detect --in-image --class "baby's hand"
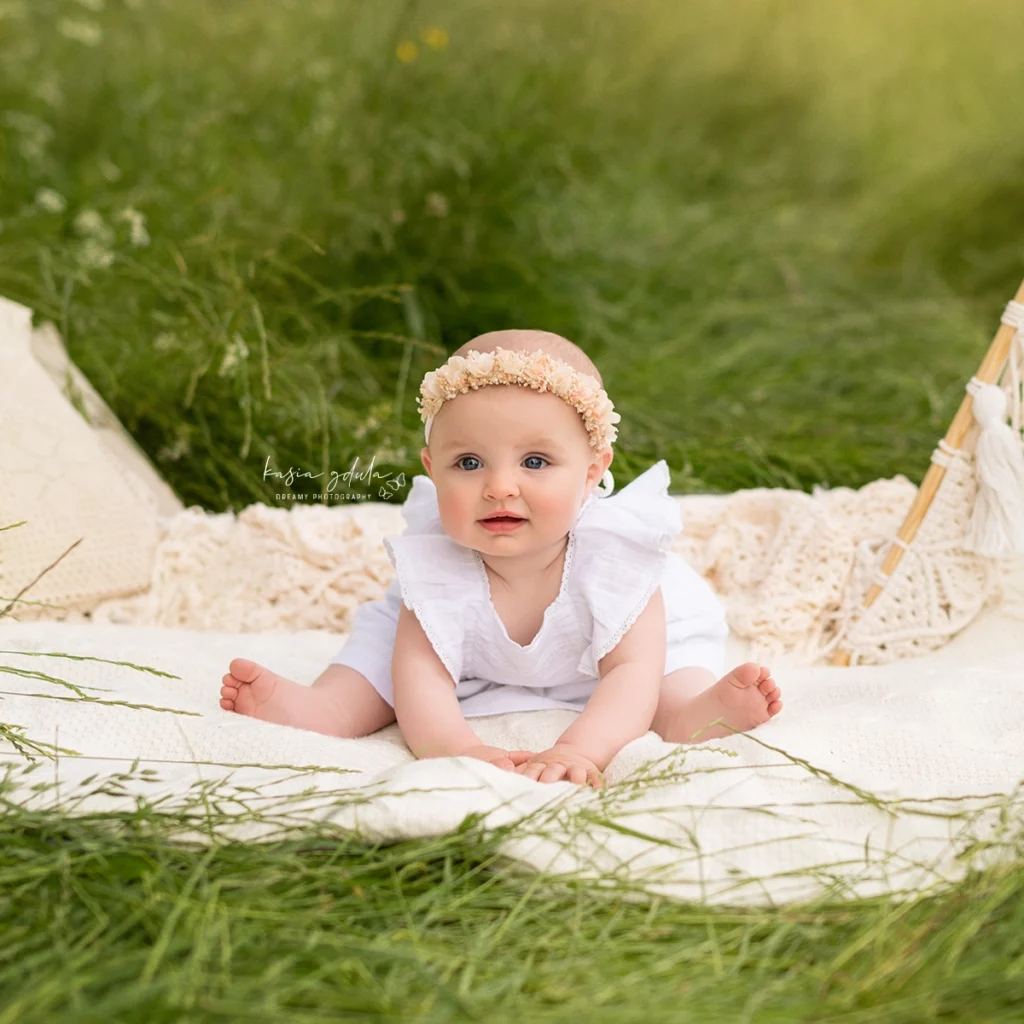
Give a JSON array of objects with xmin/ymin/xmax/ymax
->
[
  {"xmin": 458, "ymin": 744, "xmax": 536, "ymax": 773},
  {"xmin": 514, "ymin": 743, "xmax": 605, "ymax": 789}
]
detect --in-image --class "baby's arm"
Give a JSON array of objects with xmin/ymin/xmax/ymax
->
[
  {"xmin": 554, "ymin": 587, "xmax": 666, "ymax": 771},
  {"xmin": 391, "ymin": 603, "xmax": 484, "ymax": 759}
]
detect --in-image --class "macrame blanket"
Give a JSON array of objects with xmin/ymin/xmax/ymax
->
[
  {"xmin": 2, "ymin": 599, "xmax": 1023, "ymax": 908},
  {"xmin": 44, "ymin": 469, "xmax": 1020, "ymax": 667}
]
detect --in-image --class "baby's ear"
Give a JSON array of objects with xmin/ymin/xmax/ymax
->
[
  {"xmin": 420, "ymin": 447, "xmax": 432, "ymax": 476},
  {"xmin": 592, "ymin": 446, "xmax": 613, "ymax": 479}
]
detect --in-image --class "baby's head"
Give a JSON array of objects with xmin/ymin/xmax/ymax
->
[{"xmin": 419, "ymin": 329, "xmax": 615, "ymax": 556}]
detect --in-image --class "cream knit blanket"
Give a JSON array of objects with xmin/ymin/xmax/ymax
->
[{"xmin": 2, "ymin": 603, "xmax": 1023, "ymax": 908}]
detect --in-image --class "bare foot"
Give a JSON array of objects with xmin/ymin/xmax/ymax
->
[
  {"xmin": 220, "ymin": 658, "xmax": 343, "ymax": 733},
  {"xmin": 668, "ymin": 662, "xmax": 782, "ymax": 743}
]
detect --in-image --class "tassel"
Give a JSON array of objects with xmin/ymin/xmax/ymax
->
[{"xmin": 963, "ymin": 383, "xmax": 1024, "ymax": 556}]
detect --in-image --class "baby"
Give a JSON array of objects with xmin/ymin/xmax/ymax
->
[{"xmin": 220, "ymin": 329, "xmax": 783, "ymax": 789}]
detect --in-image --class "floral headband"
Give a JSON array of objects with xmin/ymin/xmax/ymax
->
[{"xmin": 417, "ymin": 347, "xmax": 621, "ymax": 453}]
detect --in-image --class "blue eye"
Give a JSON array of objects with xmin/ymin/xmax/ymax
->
[{"xmin": 455, "ymin": 455, "xmax": 548, "ymax": 471}]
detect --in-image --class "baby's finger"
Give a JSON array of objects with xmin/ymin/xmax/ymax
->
[
  {"xmin": 567, "ymin": 765, "xmax": 588, "ymax": 786},
  {"xmin": 540, "ymin": 763, "xmax": 567, "ymax": 784},
  {"xmin": 586, "ymin": 769, "xmax": 605, "ymax": 790},
  {"xmin": 507, "ymin": 750, "xmax": 535, "ymax": 765}
]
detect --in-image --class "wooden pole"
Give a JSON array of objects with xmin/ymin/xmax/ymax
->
[{"xmin": 831, "ymin": 276, "xmax": 1024, "ymax": 666}]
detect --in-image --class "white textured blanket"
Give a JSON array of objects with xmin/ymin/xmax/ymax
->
[{"xmin": 3, "ymin": 605, "xmax": 1023, "ymax": 908}]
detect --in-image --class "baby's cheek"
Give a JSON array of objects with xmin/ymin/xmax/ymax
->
[
  {"xmin": 437, "ymin": 494, "xmax": 476, "ymax": 537},
  {"xmin": 532, "ymin": 492, "xmax": 580, "ymax": 530}
]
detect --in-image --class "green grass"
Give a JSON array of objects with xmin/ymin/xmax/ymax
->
[
  {"xmin": 4, "ymin": 0, "xmax": 1024, "ymax": 1018},
  {"xmin": 2, "ymin": 768, "xmax": 1024, "ymax": 1023},
  {"xmin": 4, "ymin": 0, "xmax": 1024, "ymax": 507}
]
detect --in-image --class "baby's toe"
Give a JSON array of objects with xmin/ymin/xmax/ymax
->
[
  {"xmin": 767, "ymin": 698, "xmax": 783, "ymax": 716},
  {"xmin": 228, "ymin": 657, "xmax": 260, "ymax": 683},
  {"xmin": 729, "ymin": 662, "xmax": 763, "ymax": 687}
]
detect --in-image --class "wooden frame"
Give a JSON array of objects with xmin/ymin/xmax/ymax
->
[{"xmin": 831, "ymin": 276, "xmax": 1024, "ymax": 665}]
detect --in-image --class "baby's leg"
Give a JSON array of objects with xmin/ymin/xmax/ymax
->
[{"xmin": 220, "ymin": 660, "xmax": 396, "ymax": 738}]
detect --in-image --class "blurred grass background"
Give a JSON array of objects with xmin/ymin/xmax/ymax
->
[
  {"xmin": 4, "ymin": 0, "xmax": 1024, "ymax": 509},
  {"xmin": 4, "ymin": 3, "xmax": 1024, "ymax": 1020}
]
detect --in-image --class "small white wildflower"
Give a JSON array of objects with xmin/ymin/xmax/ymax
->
[
  {"xmin": 153, "ymin": 332, "xmax": 177, "ymax": 352},
  {"xmin": 34, "ymin": 71, "xmax": 63, "ymax": 107},
  {"xmin": 74, "ymin": 208, "xmax": 115, "ymax": 245},
  {"xmin": 130, "ymin": 219, "xmax": 149, "ymax": 246},
  {"xmin": 79, "ymin": 238, "xmax": 115, "ymax": 268},
  {"xmin": 157, "ymin": 433, "xmax": 191, "ymax": 463},
  {"xmin": 218, "ymin": 333, "xmax": 249, "ymax": 377},
  {"xmin": 425, "ymin": 191, "xmax": 449, "ymax": 217},
  {"xmin": 119, "ymin": 206, "xmax": 150, "ymax": 247},
  {"xmin": 18, "ymin": 135, "xmax": 44, "ymax": 162},
  {"xmin": 34, "ymin": 187, "xmax": 67, "ymax": 213},
  {"xmin": 5, "ymin": 110, "xmax": 51, "ymax": 135},
  {"xmin": 57, "ymin": 18, "xmax": 102, "ymax": 45},
  {"xmin": 7, "ymin": 112, "xmax": 53, "ymax": 162},
  {"xmin": 219, "ymin": 349, "xmax": 238, "ymax": 377},
  {"xmin": 99, "ymin": 157, "xmax": 122, "ymax": 182},
  {"xmin": 74, "ymin": 209, "xmax": 102, "ymax": 233}
]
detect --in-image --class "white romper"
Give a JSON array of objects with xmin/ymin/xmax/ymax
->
[{"xmin": 329, "ymin": 460, "xmax": 729, "ymax": 718}]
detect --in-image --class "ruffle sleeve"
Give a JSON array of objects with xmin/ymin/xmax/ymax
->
[
  {"xmin": 573, "ymin": 460, "xmax": 683, "ymax": 677},
  {"xmin": 394, "ymin": 473, "xmax": 444, "ymax": 535},
  {"xmin": 383, "ymin": 474, "xmax": 476, "ymax": 685}
]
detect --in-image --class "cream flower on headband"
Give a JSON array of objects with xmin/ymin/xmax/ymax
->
[{"xmin": 418, "ymin": 347, "xmax": 620, "ymax": 451}]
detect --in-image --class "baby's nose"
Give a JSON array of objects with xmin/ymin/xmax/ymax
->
[{"xmin": 483, "ymin": 471, "xmax": 520, "ymax": 499}]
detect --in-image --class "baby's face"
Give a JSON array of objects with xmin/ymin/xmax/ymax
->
[{"xmin": 421, "ymin": 385, "xmax": 611, "ymax": 555}]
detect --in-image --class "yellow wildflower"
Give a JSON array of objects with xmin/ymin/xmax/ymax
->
[
  {"xmin": 395, "ymin": 40, "xmax": 418, "ymax": 63},
  {"xmin": 420, "ymin": 27, "xmax": 449, "ymax": 50}
]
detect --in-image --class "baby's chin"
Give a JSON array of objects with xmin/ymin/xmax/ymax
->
[
  {"xmin": 464, "ymin": 521, "xmax": 532, "ymax": 548},
  {"xmin": 458, "ymin": 522, "xmax": 574, "ymax": 553}
]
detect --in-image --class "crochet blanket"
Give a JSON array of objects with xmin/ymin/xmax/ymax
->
[
  {"xmin": 3, "ymin": 599, "xmax": 1023, "ymax": 908},
  {"xmin": 63, "ymin": 466, "xmax": 1024, "ymax": 667}
]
